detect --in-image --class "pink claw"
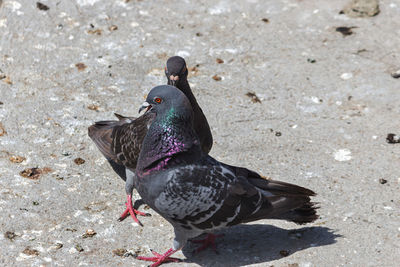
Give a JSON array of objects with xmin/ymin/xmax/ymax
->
[
  {"xmin": 136, "ymin": 248, "xmax": 181, "ymax": 267},
  {"xmin": 118, "ymin": 195, "xmax": 150, "ymax": 226}
]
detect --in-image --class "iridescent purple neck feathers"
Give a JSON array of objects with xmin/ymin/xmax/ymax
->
[{"xmin": 137, "ymin": 107, "xmax": 201, "ymax": 176}]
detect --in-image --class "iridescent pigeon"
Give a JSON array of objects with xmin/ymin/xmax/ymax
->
[
  {"xmin": 88, "ymin": 56, "xmax": 213, "ymax": 225},
  {"xmin": 134, "ymin": 85, "xmax": 318, "ymax": 266}
]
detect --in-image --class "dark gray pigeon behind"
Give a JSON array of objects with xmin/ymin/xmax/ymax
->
[
  {"xmin": 88, "ymin": 56, "xmax": 214, "ymax": 225},
  {"xmin": 165, "ymin": 56, "xmax": 213, "ymax": 154},
  {"xmin": 134, "ymin": 85, "xmax": 318, "ymax": 266}
]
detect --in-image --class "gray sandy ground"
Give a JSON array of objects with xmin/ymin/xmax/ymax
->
[{"xmin": 0, "ymin": 0, "xmax": 399, "ymax": 266}]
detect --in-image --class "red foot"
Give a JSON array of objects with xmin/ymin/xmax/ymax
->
[
  {"xmin": 118, "ymin": 195, "xmax": 150, "ymax": 226},
  {"xmin": 136, "ymin": 248, "xmax": 181, "ymax": 267},
  {"xmin": 191, "ymin": 233, "xmax": 224, "ymax": 254}
]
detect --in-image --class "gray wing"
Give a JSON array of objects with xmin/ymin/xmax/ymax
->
[
  {"xmin": 88, "ymin": 112, "xmax": 156, "ymax": 170},
  {"xmin": 154, "ymin": 162, "xmax": 254, "ymax": 232},
  {"xmin": 155, "ymin": 158, "xmax": 318, "ymax": 233}
]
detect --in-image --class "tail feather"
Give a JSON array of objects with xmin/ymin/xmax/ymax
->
[
  {"xmin": 249, "ymin": 178, "xmax": 316, "ymax": 197},
  {"xmin": 270, "ymin": 201, "xmax": 319, "ymax": 224},
  {"xmin": 243, "ymin": 173, "xmax": 318, "ymax": 224}
]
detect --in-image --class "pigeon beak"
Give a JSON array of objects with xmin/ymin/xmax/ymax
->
[
  {"xmin": 139, "ymin": 101, "xmax": 150, "ymax": 114},
  {"xmin": 168, "ymin": 75, "xmax": 179, "ymax": 87}
]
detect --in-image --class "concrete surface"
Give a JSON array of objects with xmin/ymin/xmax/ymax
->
[{"xmin": 0, "ymin": 0, "xmax": 399, "ymax": 266}]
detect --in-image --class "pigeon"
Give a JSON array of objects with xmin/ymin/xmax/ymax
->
[
  {"xmin": 134, "ymin": 85, "xmax": 318, "ymax": 266},
  {"xmin": 87, "ymin": 56, "xmax": 214, "ymax": 225},
  {"xmin": 165, "ymin": 56, "xmax": 213, "ymax": 154}
]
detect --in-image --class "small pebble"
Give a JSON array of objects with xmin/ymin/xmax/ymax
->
[
  {"xmin": 216, "ymin": 58, "xmax": 224, "ymax": 64},
  {"xmin": 75, "ymin": 244, "xmax": 84, "ymax": 252},
  {"xmin": 261, "ymin": 18, "xmax": 269, "ymax": 23},
  {"xmin": 212, "ymin": 75, "xmax": 221, "ymax": 81},
  {"xmin": 245, "ymin": 92, "xmax": 261, "ymax": 103},
  {"xmin": 379, "ymin": 178, "xmax": 387, "ymax": 184},
  {"xmin": 75, "ymin": 63, "xmax": 87, "ymax": 71},
  {"xmin": 36, "ymin": 2, "xmax": 49, "ymax": 11},
  {"xmin": 0, "ymin": 122, "xmax": 6, "ymax": 136},
  {"xmin": 54, "ymin": 242, "xmax": 63, "ymax": 249},
  {"xmin": 112, "ymin": 248, "xmax": 127, "ymax": 257},
  {"xmin": 386, "ymin": 133, "xmax": 400, "ymax": 144},
  {"xmin": 336, "ymin": 26, "xmax": 356, "ymax": 36},
  {"xmin": 391, "ymin": 69, "xmax": 400, "ymax": 79},
  {"xmin": 9, "ymin": 156, "xmax": 26, "ymax": 163},
  {"xmin": 82, "ymin": 229, "xmax": 97, "ymax": 238},
  {"xmin": 20, "ymin": 168, "xmax": 42, "ymax": 180},
  {"xmin": 4, "ymin": 231, "xmax": 17, "ymax": 240},
  {"xmin": 23, "ymin": 247, "xmax": 40, "ymax": 256},
  {"xmin": 74, "ymin": 158, "xmax": 85, "ymax": 165},
  {"xmin": 109, "ymin": 25, "xmax": 118, "ymax": 31},
  {"xmin": 87, "ymin": 104, "xmax": 99, "ymax": 111}
]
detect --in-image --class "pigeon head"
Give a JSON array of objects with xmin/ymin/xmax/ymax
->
[
  {"xmin": 165, "ymin": 56, "xmax": 188, "ymax": 87},
  {"xmin": 137, "ymin": 85, "xmax": 201, "ymax": 174},
  {"xmin": 139, "ymin": 85, "xmax": 193, "ymax": 121}
]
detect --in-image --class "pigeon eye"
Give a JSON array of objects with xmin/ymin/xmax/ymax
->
[{"xmin": 154, "ymin": 97, "xmax": 162, "ymax": 104}]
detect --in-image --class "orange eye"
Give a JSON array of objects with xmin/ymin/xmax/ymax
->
[{"xmin": 154, "ymin": 97, "xmax": 162, "ymax": 103}]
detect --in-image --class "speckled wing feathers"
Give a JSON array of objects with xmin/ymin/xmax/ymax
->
[
  {"xmin": 88, "ymin": 112, "xmax": 156, "ymax": 169},
  {"xmin": 154, "ymin": 163, "xmax": 240, "ymax": 231},
  {"xmin": 152, "ymin": 159, "xmax": 318, "ymax": 235}
]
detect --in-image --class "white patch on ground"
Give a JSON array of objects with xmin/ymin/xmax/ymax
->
[
  {"xmin": 340, "ymin": 72, "xmax": 353, "ymax": 80},
  {"xmin": 310, "ymin": 96, "xmax": 321, "ymax": 103},
  {"xmin": 176, "ymin": 50, "xmax": 190, "ymax": 58},
  {"xmin": 76, "ymin": 0, "xmax": 99, "ymax": 6},
  {"xmin": 334, "ymin": 149, "xmax": 352, "ymax": 161},
  {"xmin": 5, "ymin": 1, "xmax": 21, "ymax": 12},
  {"xmin": 130, "ymin": 21, "xmax": 139, "ymax": 27},
  {"xmin": 31, "ymin": 230, "xmax": 43, "ymax": 236},
  {"xmin": 297, "ymin": 104, "xmax": 317, "ymax": 113},
  {"xmin": 100, "ymin": 225, "xmax": 117, "ymax": 237},
  {"xmin": 16, "ymin": 253, "xmax": 33, "ymax": 261},
  {"xmin": 74, "ymin": 210, "xmax": 83, "ymax": 217},
  {"xmin": 209, "ymin": 2, "xmax": 230, "ymax": 15},
  {"xmin": 94, "ymin": 157, "xmax": 106, "ymax": 165},
  {"xmin": 54, "ymin": 163, "xmax": 67, "ymax": 168},
  {"xmin": 225, "ymin": 48, "xmax": 238, "ymax": 54},
  {"xmin": 84, "ymin": 214, "xmax": 103, "ymax": 223},
  {"xmin": 0, "ymin": 19, "xmax": 7, "ymax": 27},
  {"xmin": 43, "ymin": 257, "xmax": 52, "ymax": 262}
]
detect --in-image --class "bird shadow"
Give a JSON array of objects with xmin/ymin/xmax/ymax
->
[{"xmin": 181, "ymin": 223, "xmax": 340, "ymax": 267}]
